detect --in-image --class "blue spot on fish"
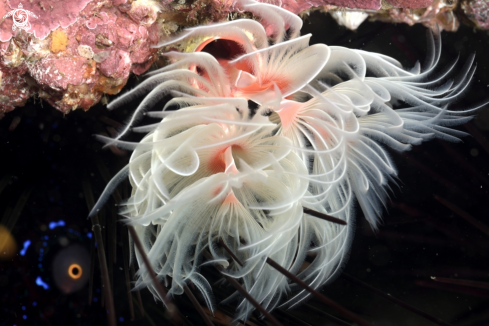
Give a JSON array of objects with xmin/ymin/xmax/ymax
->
[
  {"xmin": 35, "ymin": 276, "xmax": 49, "ymax": 290},
  {"xmin": 20, "ymin": 240, "xmax": 31, "ymax": 256},
  {"xmin": 49, "ymin": 220, "xmax": 65, "ymax": 230}
]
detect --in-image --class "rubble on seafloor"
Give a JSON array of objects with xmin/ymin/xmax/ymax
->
[{"xmin": 0, "ymin": 0, "xmax": 487, "ymax": 115}]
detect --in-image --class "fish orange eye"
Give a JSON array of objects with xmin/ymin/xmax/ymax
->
[
  {"xmin": 68, "ymin": 263, "xmax": 82, "ymax": 280},
  {"xmin": 53, "ymin": 244, "xmax": 90, "ymax": 293}
]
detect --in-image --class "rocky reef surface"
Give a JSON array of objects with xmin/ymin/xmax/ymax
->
[{"xmin": 0, "ymin": 0, "xmax": 487, "ymax": 115}]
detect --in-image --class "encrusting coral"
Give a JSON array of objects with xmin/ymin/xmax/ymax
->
[
  {"xmin": 0, "ymin": 0, "xmax": 161, "ymax": 113},
  {"xmin": 2, "ymin": 0, "xmax": 487, "ymax": 115},
  {"xmin": 89, "ymin": 0, "xmax": 486, "ymax": 321}
]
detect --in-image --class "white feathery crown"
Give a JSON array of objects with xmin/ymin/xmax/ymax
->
[{"xmin": 90, "ymin": 0, "xmax": 484, "ymax": 321}]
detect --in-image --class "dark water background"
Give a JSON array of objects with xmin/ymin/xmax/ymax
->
[{"xmin": 1, "ymin": 11, "xmax": 489, "ymax": 326}]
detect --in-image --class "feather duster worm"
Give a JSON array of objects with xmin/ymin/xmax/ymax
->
[{"xmin": 90, "ymin": 0, "xmax": 485, "ymax": 321}]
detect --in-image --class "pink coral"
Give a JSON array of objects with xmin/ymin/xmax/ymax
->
[
  {"xmin": 269, "ymin": 0, "xmax": 434, "ymax": 14},
  {"xmin": 372, "ymin": 0, "xmax": 459, "ymax": 32},
  {"xmin": 462, "ymin": 0, "xmax": 489, "ymax": 30},
  {"xmin": 0, "ymin": 65, "xmax": 33, "ymax": 112},
  {"xmin": 29, "ymin": 56, "xmax": 98, "ymax": 90},
  {"xmin": 0, "ymin": 0, "xmax": 13, "ymax": 42},
  {"xmin": 4, "ymin": 0, "xmax": 92, "ymax": 41},
  {"xmin": 276, "ymin": 0, "xmax": 380, "ymax": 13},
  {"xmin": 386, "ymin": 0, "xmax": 433, "ymax": 8},
  {"xmin": 98, "ymin": 49, "xmax": 131, "ymax": 79},
  {"xmin": 0, "ymin": 0, "xmax": 159, "ymax": 114}
]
